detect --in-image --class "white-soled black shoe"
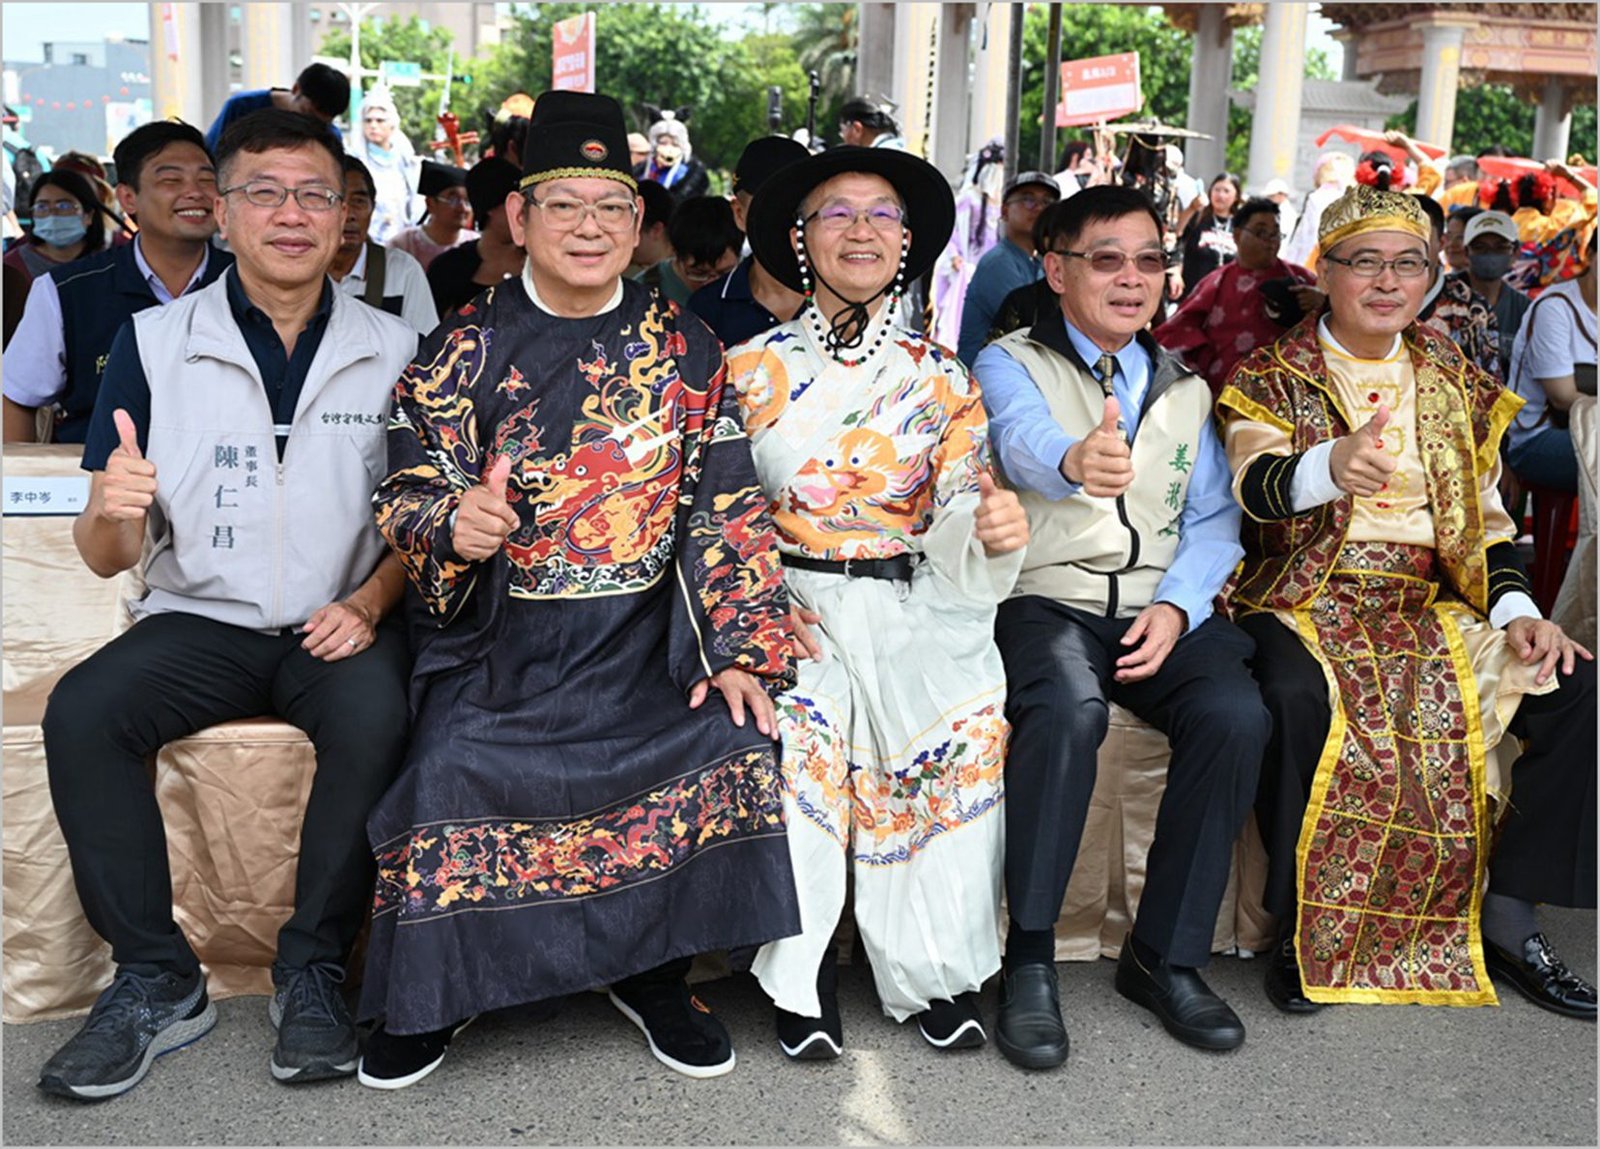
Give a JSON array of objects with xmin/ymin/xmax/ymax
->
[
  {"xmin": 916, "ymin": 991, "xmax": 987, "ymax": 1051},
  {"xmin": 357, "ymin": 1017, "xmax": 474, "ymax": 1091}
]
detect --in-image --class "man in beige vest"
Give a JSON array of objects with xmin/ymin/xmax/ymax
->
[{"xmin": 972, "ymin": 185, "xmax": 1267, "ymax": 1068}]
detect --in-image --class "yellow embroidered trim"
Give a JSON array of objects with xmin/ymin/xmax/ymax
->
[
  {"xmin": 1477, "ymin": 388, "xmax": 1525, "ymax": 476},
  {"xmin": 1437, "ymin": 604, "xmax": 1498, "ymax": 1008},
  {"xmin": 1218, "ymin": 385, "xmax": 1295, "ymax": 436},
  {"xmin": 518, "ymin": 167, "xmax": 639, "ymax": 192}
]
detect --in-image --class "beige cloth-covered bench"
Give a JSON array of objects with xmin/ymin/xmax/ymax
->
[{"xmin": 2, "ymin": 444, "xmax": 1273, "ymax": 1023}]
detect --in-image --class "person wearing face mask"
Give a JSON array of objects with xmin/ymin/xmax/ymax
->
[
  {"xmin": 3, "ymin": 121, "xmax": 234, "ymax": 443},
  {"xmin": 635, "ymin": 108, "xmax": 710, "ymax": 204},
  {"xmin": 385, "ymin": 159, "xmax": 478, "ymax": 273},
  {"xmin": 2, "ymin": 169, "xmax": 107, "ymax": 345},
  {"xmin": 1414, "ymin": 193, "xmax": 1503, "ymax": 383},
  {"xmin": 1455, "ymin": 210, "xmax": 1531, "ymax": 383}
]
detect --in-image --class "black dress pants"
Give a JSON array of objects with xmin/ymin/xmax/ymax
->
[
  {"xmin": 1240, "ymin": 610, "xmax": 1597, "ymax": 919},
  {"xmin": 996, "ymin": 596, "xmax": 1268, "ymax": 967},
  {"xmin": 42, "ymin": 610, "xmax": 411, "ymax": 976}
]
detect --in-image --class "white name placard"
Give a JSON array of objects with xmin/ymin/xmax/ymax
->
[{"xmin": 3, "ymin": 475, "xmax": 90, "ymax": 515}]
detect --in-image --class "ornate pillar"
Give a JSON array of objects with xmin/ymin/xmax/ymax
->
[
  {"xmin": 892, "ymin": 3, "xmax": 939, "ymax": 158},
  {"xmin": 149, "ymin": 2, "xmax": 203, "ymax": 127},
  {"xmin": 1184, "ymin": 4, "xmax": 1233, "ymax": 180},
  {"xmin": 968, "ymin": 2, "xmax": 1013, "ymax": 159},
  {"xmin": 1245, "ymin": 2, "xmax": 1307, "ymax": 194},
  {"xmin": 1532, "ymin": 77, "xmax": 1573, "ymax": 162},
  {"xmin": 241, "ymin": 2, "xmax": 295, "ymax": 93},
  {"xmin": 855, "ymin": 3, "xmax": 897, "ymax": 105},
  {"xmin": 930, "ymin": 4, "xmax": 974, "ymax": 180},
  {"xmin": 1414, "ymin": 19, "xmax": 1466, "ymax": 154},
  {"xmin": 197, "ymin": 4, "xmax": 230, "ymax": 127}
]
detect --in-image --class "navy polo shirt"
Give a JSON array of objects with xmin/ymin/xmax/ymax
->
[
  {"xmin": 688, "ymin": 257, "xmax": 799, "ymax": 350},
  {"xmin": 49, "ymin": 241, "xmax": 233, "ymax": 443},
  {"xmin": 83, "ymin": 268, "xmax": 335, "ymax": 470}
]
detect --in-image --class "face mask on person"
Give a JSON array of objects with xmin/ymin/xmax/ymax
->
[
  {"xmin": 33, "ymin": 213, "xmax": 87, "ymax": 248},
  {"xmin": 1469, "ymin": 251, "xmax": 1514, "ymax": 281}
]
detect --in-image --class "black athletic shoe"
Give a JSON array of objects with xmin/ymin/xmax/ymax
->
[
  {"xmin": 357, "ymin": 1017, "xmax": 475, "ymax": 1091},
  {"xmin": 38, "ymin": 968, "xmax": 216, "ymax": 1101},
  {"xmin": 269, "ymin": 962, "xmax": 358, "ymax": 1083},
  {"xmin": 916, "ymin": 991, "xmax": 987, "ymax": 1050},
  {"xmin": 609, "ymin": 979, "xmax": 735, "ymax": 1078}
]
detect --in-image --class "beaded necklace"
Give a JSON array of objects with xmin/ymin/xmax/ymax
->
[{"xmin": 795, "ymin": 217, "xmax": 910, "ymax": 368}]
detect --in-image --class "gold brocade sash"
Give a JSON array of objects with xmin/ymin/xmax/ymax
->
[{"xmin": 1292, "ymin": 542, "xmax": 1497, "ymax": 1006}]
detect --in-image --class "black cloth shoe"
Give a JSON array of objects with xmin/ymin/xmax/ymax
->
[
  {"xmin": 1115, "ymin": 935, "xmax": 1245, "ymax": 1051},
  {"xmin": 269, "ymin": 962, "xmax": 358, "ymax": 1083},
  {"xmin": 609, "ymin": 978, "xmax": 735, "ymax": 1078},
  {"xmin": 996, "ymin": 963, "xmax": 1068, "ymax": 1070},
  {"xmin": 1263, "ymin": 927, "xmax": 1323, "ymax": 1015},
  {"xmin": 1484, "ymin": 932, "xmax": 1598, "ymax": 1021},
  {"xmin": 357, "ymin": 1017, "xmax": 475, "ymax": 1090},
  {"xmin": 775, "ymin": 950, "xmax": 843, "ymax": 1060},
  {"xmin": 38, "ymin": 967, "xmax": 216, "ymax": 1101},
  {"xmin": 917, "ymin": 991, "xmax": 986, "ymax": 1051},
  {"xmin": 776, "ymin": 1004, "xmax": 842, "ymax": 1060}
]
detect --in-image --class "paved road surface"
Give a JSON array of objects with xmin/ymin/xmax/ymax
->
[{"xmin": 5, "ymin": 909, "xmax": 1594, "ymax": 1145}]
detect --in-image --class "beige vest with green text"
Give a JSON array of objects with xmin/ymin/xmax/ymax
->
[{"xmin": 991, "ymin": 327, "xmax": 1213, "ymax": 617}]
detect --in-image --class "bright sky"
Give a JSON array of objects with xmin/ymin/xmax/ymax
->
[
  {"xmin": 3, "ymin": 3, "xmax": 1344, "ymax": 72},
  {"xmin": 3, "ymin": 2, "xmax": 150, "ymax": 63}
]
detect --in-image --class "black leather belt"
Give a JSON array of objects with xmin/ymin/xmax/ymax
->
[{"xmin": 781, "ymin": 553, "xmax": 916, "ymax": 583}]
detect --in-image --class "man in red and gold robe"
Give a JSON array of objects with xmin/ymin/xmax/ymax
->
[{"xmin": 1218, "ymin": 186, "xmax": 1595, "ymax": 1020}]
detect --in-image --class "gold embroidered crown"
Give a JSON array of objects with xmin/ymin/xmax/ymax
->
[{"xmin": 1318, "ymin": 185, "xmax": 1430, "ymax": 253}]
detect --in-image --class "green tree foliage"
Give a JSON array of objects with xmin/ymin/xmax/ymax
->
[
  {"xmin": 789, "ymin": 3, "xmax": 855, "ymax": 136},
  {"xmin": 1386, "ymin": 85, "xmax": 1599, "ymax": 163},
  {"xmin": 1018, "ymin": 4, "xmax": 1193, "ymax": 171},
  {"xmin": 469, "ymin": 3, "xmax": 819, "ymax": 177},
  {"xmin": 319, "ymin": 15, "xmax": 458, "ymax": 151}
]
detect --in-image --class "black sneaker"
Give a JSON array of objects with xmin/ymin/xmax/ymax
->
[
  {"xmin": 609, "ymin": 979, "xmax": 735, "ymax": 1078},
  {"xmin": 38, "ymin": 967, "xmax": 216, "ymax": 1101},
  {"xmin": 916, "ymin": 991, "xmax": 987, "ymax": 1050},
  {"xmin": 357, "ymin": 1017, "xmax": 475, "ymax": 1090},
  {"xmin": 268, "ymin": 962, "xmax": 358, "ymax": 1083}
]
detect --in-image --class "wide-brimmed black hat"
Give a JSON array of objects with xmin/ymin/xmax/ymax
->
[
  {"xmin": 419, "ymin": 159, "xmax": 468, "ymax": 199},
  {"xmin": 519, "ymin": 90, "xmax": 636, "ymax": 192},
  {"xmin": 745, "ymin": 145, "xmax": 955, "ymax": 292}
]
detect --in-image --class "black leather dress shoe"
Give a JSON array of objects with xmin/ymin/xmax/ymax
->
[
  {"xmin": 1115, "ymin": 936, "xmax": 1245, "ymax": 1051},
  {"xmin": 996, "ymin": 964, "xmax": 1069, "ymax": 1070},
  {"xmin": 1264, "ymin": 928, "xmax": 1323, "ymax": 1015},
  {"xmin": 1484, "ymin": 933, "xmax": 1597, "ymax": 1021}
]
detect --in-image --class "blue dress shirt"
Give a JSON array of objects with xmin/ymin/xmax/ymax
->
[{"xmin": 973, "ymin": 314, "xmax": 1242, "ymax": 630}]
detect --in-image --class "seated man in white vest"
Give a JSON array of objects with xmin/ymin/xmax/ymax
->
[
  {"xmin": 37, "ymin": 108, "xmax": 418, "ymax": 1100},
  {"xmin": 972, "ymin": 185, "xmax": 1267, "ymax": 1068}
]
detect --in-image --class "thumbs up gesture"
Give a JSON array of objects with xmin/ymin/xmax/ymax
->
[
  {"xmin": 973, "ymin": 469, "xmax": 1030, "ymax": 557},
  {"xmin": 1061, "ymin": 395, "xmax": 1134, "ymax": 498},
  {"xmin": 1329, "ymin": 404, "xmax": 1399, "ymax": 497},
  {"xmin": 452, "ymin": 454, "xmax": 520, "ymax": 560},
  {"xmin": 99, "ymin": 408, "xmax": 159, "ymax": 523}
]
